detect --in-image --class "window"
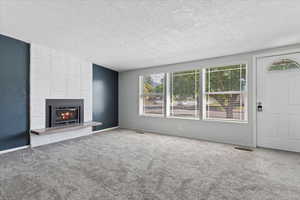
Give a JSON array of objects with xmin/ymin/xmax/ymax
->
[
  {"xmin": 139, "ymin": 63, "xmax": 248, "ymax": 122},
  {"xmin": 268, "ymin": 59, "xmax": 300, "ymax": 71},
  {"xmin": 139, "ymin": 73, "xmax": 165, "ymax": 116},
  {"xmin": 203, "ymin": 64, "xmax": 247, "ymax": 121},
  {"xmin": 170, "ymin": 70, "xmax": 200, "ymax": 118}
]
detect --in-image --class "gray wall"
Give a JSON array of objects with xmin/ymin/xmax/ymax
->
[{"xmin": 119, "ymin": 44, "xmax": 300, "ymax": 147}]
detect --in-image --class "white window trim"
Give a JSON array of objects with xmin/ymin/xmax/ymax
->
[
  {"xmin": 202, "ymin": 118, "xmax": 249, "ymax": 124},
  {"xmin": 202, "ymin": 64, "xmax": 248, "ymax": 122},
  {"xmin": 165, "ymin": 73, "xmax": 171, "ymax": 117},
  {"xmin": 139, "ymin": 63, "xmax": 248, "ymax": 123},
  {"xmin": 169, "ymin": 70, "xmax": 201, "ymax": 119},
  {"xmin": 167, "ymin": 116, "xmax": 200, "ymax": 120},
  {"xmin": 139, "ymin": 74, "xmax": 165, "ymax": 117},
  {"xmin": 140, "ymin": 113, "xmax": 165, "ymax": 118},
  {"xmin": 204, "ymin": 91, "xmax": 245, "ymax": 95}
]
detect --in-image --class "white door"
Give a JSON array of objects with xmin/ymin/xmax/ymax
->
[{"xmin": 257, "ymin": 52, "xmax": 300, "ymax": 152}]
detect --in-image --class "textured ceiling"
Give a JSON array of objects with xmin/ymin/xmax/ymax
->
[{"xmin": 1, "ymin": 0, "xmax": 300, "ymax": 71}]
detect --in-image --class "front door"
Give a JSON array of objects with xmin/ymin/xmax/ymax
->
[{"xmin": 257, "ymin": 52, "xmax": 300, "ymax": 152}]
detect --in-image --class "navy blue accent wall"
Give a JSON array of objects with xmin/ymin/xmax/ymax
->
[
  {"xmin": 0, "ymin": 34, "xmax": 30, "ymax": 151},
  {"xmin": 93, "ymin": 64, "xmax": 118, "ymax": 131}
]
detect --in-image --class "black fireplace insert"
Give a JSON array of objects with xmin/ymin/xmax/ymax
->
[{"xmin": 45, "ymin": 99, "xmax": 84, "ymax": 128}]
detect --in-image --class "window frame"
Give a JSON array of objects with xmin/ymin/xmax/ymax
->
[
  {"xmin": 202, "ymin": 64, "xmax": 248, "ymax": 122},
  {"xmin": 139, "ymin": 74, "xmax": 166, "ymax": 117},
  {"xmin": 168, "ymin": 70, "xmax": 201, "ymax": 120},
  {"xmin": 138, "ymin": 62, "xmax": 248, "ymax": 123}
]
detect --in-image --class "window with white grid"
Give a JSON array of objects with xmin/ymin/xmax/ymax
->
[
  {"xmin": 139, "ymin": 73, "xmax": 165, "ymax": 116},
  {"xmin": 170, "ymin": 70, "xmax": 200, "ymax": 119},
  {"xmin": 203, "ymin": 64, "xmax": 247, "ymax": 121}
]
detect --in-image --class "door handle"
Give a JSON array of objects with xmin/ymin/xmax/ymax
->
[{"xmin": 257, "ymin": 102, "xmax": 263, "ymax": 112}]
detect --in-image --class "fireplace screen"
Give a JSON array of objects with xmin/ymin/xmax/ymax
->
[
  {"xmin": 46, "ymin": 99, "xmax": 84, "ymax": 128},
  {"xmin": 55, "ymin": 107, "xmax": 79, "ymax": 125}
]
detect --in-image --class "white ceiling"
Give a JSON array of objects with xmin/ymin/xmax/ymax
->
[{"xmin": 1, "ymin": 0, "xmax": 300, "ymax": 71}]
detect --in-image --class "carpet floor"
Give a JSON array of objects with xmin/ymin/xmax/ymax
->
[{"xmin": 0, "ymin": 129, "xmax": 300, "ymax": 200}]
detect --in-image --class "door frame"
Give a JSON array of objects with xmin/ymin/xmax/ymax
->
[{"xmin": 252, "ymin": 48, "xmax": 300, "ymax": 147}]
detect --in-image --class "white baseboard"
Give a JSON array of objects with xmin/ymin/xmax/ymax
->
[
  {"xmin": 128, "ymin": 128, "xmax": 254, "ymax": 148},
  {"xmin": 92, "ymin": 126, "xmax": 119, "ymax": 134},
  {"xmin": 0, "ymin": 145, "xmax": 29, "ymax": 155}
]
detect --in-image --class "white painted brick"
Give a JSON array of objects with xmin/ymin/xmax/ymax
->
[
  {"xmin": 31, "ymin": 78, "xmax": 51, "ymax": 98},
  {"xmin": 80, "ymin": 61, "xmax": 92, "ymax": 89},
  {"xmin": 84, "ymin": 109, "xmax": 92, "ymax": 121},
  {"xmin": 31, "ymin": 116, "xmax": 45, "ymax": 129},
  {"xmin": 67, "ymin": 77, "xmax": 81, "ymax": 98},
  {"xmin": 30, "ymin": 98, "xmax": 45, "ymax": 118},
  {"xmin": 30, "ymin": 43, "xmax": 93, "ymax": 139},
  {"xmin": 68, "ymin": 57, "xmax": 81, "ymax": 76},
  {"xmin": 50, "ymin": 90, "xmax": 67, "ymax": 99},
  {"xmin": 31, "ymin": 59, "xmax": 51, "ymax": 79}
]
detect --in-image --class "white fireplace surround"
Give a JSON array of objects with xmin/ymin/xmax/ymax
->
[{"xmin": 30, "ymin": 44, "xmax": 93, "ymax": 146}]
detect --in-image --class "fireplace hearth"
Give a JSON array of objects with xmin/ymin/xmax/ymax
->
[{"xmin": 46, "ymin": 99, "xmax": 84, "ymax": 128}]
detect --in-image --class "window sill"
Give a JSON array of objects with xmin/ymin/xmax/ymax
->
[
  {"xmin": 139, "ymin": 114, "xmax": 164, "ymax": 118},
  {"xmin": 166, "ymin": 116, "xmax": 200, "ymax": 120},
  {"xmin": 139, "ymin": 114, "xmax": 248, "ymax": 124},
  {"xmin": 203, "ymin": 118, "xmax": 248, "ymax": 124}
]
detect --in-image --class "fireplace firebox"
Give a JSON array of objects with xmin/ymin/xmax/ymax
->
[{"xmin": 46, "ymin": 99, "xmax": 84, "ymax": 128}]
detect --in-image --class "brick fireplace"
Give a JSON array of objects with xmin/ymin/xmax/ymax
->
[{"xmin": 30, "ymin": 44, "xmax": 92, "ymax": 130}]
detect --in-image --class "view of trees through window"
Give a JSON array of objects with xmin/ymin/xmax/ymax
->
[
  {"xmin": 141, "ymin": 73, "xmax": 165, "ymax": 115},
  {"xmin": 204, "ymin": 64, "xmax": 247, "ymax": 120},
  {"xmin": 140, "ymin": 64, "xmax": 247, "ymax": 121},
  {"xmin": 170, "ymin": 70, "xmax": 200, "ymax": 118}
]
